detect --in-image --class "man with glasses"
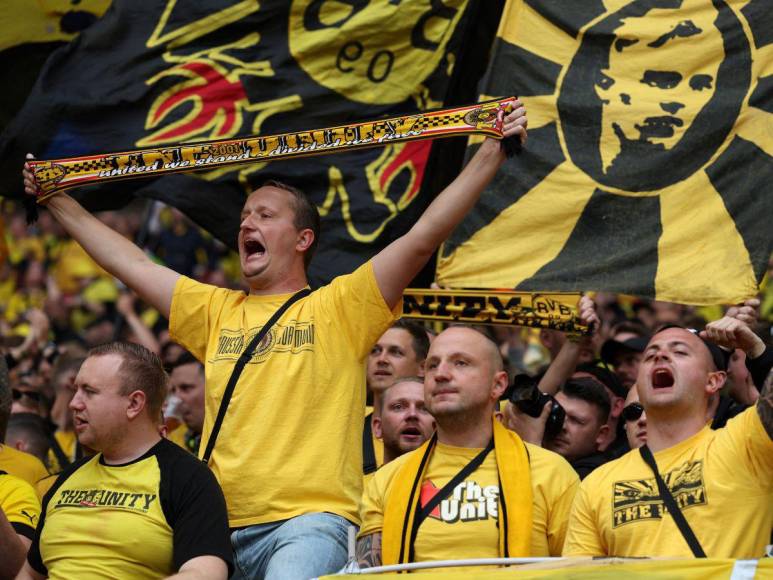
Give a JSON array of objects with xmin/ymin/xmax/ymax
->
[{"xmin": 620, "ymin": 388, "xmax": 646, "ymax": 450}]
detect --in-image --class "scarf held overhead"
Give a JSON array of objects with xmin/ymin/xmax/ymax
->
[
  {"xmin": 28, "ymin": 97, "xmax": 517, "ymax": 201},
  {"xmin": 382, "ymin": 418, "xmax": 533, "ymax": 565}
]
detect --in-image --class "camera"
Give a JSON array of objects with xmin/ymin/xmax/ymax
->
[{"xmin": 507, "ymin": 374, "xmax": 565, "ymax": 441}]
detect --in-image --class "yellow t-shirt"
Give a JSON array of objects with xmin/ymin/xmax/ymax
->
[
  {"xmin": 0, "ymin": 445, "xmax": 49, "ymax": 488},
  {"xmin": 170, "ymin": 261, "xmax": 399, "ymax": 527},
  {"xmin": 28, "ymin": 439, "xmax": 232, "ymax": 579},
  {"xmin": 564, "ymin": 407, "xmax": 773, "ymax": 558},
  {"xmin": 0, "ymin": 471, "xmax": 41, "ymax": 539},
  {"xmin": 360, "ymin": 441, "xmax": 578, "ymax": 559},
  {"xmin": 48, "ymin": 430, "xmax": 78, "ymax": 474}
]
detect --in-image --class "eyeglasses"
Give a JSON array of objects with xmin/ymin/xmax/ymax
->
[
  {"xmin": 11, "ymin": 388, "xmax": 42, "ymax": 402},
  {"xmin": 621, "ymin": 402, "xmax": 644, "ymax": 423}
]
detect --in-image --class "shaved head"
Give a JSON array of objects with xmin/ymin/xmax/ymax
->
[{"xmin": 446, "ymin": 326, "xmax": 503, "ymax": 372}]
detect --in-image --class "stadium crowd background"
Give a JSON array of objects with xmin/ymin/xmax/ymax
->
[
  {"xmin": 2, "ymin": 196, "xmax": 771, "ymax": 384},
  {"xmin": 1, "ymin": 189, "xmax": 772, "ymax": 577}
]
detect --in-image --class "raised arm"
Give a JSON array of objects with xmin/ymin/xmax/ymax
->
[
  {"xmin": 371, "ymin": 103, "xmax": 527, "ymax": 309},
  {"xmin": 538, "ymin": 296, "xmax": 599, "ymax": 395},
  {"xmin": 700, "ymin": 307, "xmax": 772, "ymax": 439},
  {"xmin": 23, "ymin": 158, "xmax": 179, "ymax": 318}
]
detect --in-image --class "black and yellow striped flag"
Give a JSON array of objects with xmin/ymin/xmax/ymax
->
[{"xmin": 437, "ymin": 0, "xmax": 772, "ymax": 305}]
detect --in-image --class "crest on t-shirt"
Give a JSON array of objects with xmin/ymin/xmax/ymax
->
[
  {"xmin": 211, "ymin": 320, "xmax": 315, "ymax": 364},
  {"xmin": 612, "ymin": 460, "xmax": 706, "ymax": 527},
  {"xmin": 420, "ymin": 479, "xmax": 499, "ymax": 524}
]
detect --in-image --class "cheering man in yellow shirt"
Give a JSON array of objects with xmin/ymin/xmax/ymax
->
[
  {"xmin": 564, "ymin": 320, "xmax": 773, "ymax": 558},
  {"xmin": 24, "ymin": 104, "xmax": 528, "ymax": 579},
  {"xmin": 357, "ymin": 326, "xmax": 578, "ymax": 567}
]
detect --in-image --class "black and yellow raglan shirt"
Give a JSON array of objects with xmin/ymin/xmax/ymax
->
[
  {"xmin": 170, "ymin": 261, "xmax": 400, "ymax": 528},
  {"xmin": 27, "ymin": 438, "xmax": 233, "ymax": 579},
  {"xmin": 0, "ymin": 471, "xmax": 40, "ymax": 540}
]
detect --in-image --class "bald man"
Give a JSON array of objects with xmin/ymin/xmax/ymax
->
[{"xmin": 357, "ymin": 326, "xmax": 578, "ymax": 567}]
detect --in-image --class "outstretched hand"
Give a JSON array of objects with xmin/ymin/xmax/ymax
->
[
  {"xmin": 725, "ymin": 298, "xmax": 759, "ymax": 327},
  {"xmin": 500, "ymin": 99, "xmax": 528, "ymax": 145},
  {"xmin": 578, "ymin": 294, "xmax": 599, "ymax": 333},
  {"xmin": 23, "ymin": 153, "xmax": 41, "ymax": 197},
  {"xmin": 700, "ymin": 315, "xmax": 765, "ymax": 358}
]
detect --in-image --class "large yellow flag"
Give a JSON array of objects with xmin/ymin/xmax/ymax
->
[{"xmin": 437, "ymin": 0, "xmax": 772, "ymax": 305}]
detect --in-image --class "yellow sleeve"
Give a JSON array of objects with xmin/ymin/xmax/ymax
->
[
  {"xmin": 715, "ymin": 406, "xmax": 773, "ymax": 487},
  {"xmin": 34, "ymin": 475, "xmax": 57, "ymax": 501},
  {"xmin": 358, "ymin": 467, "xmax": 386, "ymax": 538},
  {"xmin": 546, "ymin": 469, "xmax": 580, "ymax": 556},
  {"xmin": 0, "ymin": 475, "xmax": 41, "ymax": 533},
  {"xmin": 562, "ymin": 479, "xmax": 605, "ymax": 556},
  {"xmin": 315, "ymin": 261, "xmax": 401, "ymax": 360},
  {"xmin": 169, "ymin": 276, "xmax": 232, "ymax": 361}
]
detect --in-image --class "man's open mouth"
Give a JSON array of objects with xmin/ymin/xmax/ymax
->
[
  {"xmin": 401, "ymin": 427, "xmax": 422, "ymax": 438},
  {"xmin": 244, "ymin": 239, "xmax": 265, "ymax": 258},
  {"xmin": 652, "ymin": 368, "xmax": 674, "ymax": 388}
]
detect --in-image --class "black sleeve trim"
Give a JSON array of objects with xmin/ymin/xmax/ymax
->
[
  {"xmin": 27, "ymin": 455, "xmax": 94, "ymax": 575},
  {"xmin": 746, "ymin": 345, "xmax": 773, "ymax": 391},
  {"xmin": 155, "ymin": 439, "xmax": 234, "ymax": 575},
  {"xmin": 11, "ymin": 521, "xmax": 35, "ymax": 541}
]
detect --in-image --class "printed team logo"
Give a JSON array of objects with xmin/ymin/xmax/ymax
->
[
  {"xmin": 437, "ymin": 0, "xmax": 771, "ymax": 304},
  {"xmin": 612, "ymin": 460, "xmax": 707, "ymax": 527},
  {"xmin": 55, "ymin": 488, "xmax": 158, "ymax": 513},
  {"xmin": 288, "ymin": 0, "xmax": 467, "ymax": 105},
  {"xmin": 420, "ymin": 478, "xmax": 498, "ymax": 524},
  {"xmin": 463, "ymin": 107, "xmax": 498, "ymax": 129},
  {"xmin": 32, "ymin": 163, "xmax": 66, "ymax": 186},
  {"xmin": 21, "ymin": 509, "xmax": 38, "ymax": 526},
  {"xmin": 211, "ymin": 321, "xmax": 315, "ymax": 364}
]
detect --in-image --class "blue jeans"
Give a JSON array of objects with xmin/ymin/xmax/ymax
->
[{"xmin": 230, "ymin": 513, "xmax": 353, "ymax": 580}]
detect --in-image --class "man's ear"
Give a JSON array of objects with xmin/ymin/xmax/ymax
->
[
  {"xmin": 417, "ymin": 359, "xmax": 426, "ymax": 378},
  {"xmin": 296, "ymin": 228, "xmax": 314, "ymax": 253},
  {"xmin": 126, "ymin": 389, "xmax": 148, "ymax": 420},
  {"xmin": 706, "ymin": 370, "xmax": 727, "ymax": 396},
  {"xmin": 611, "ymin": 396, "xmax": 625, "ymax": 420},
  {"xmin": 595, "ymin": 423, "xmax": 611, "ymax": 449},
  {"xmin": 491, "ymin": 370, "xmax": 509, "ymax": 401},
  {"xmin": 372, "ymin": 416, "xmax": 383, "ymax": 440}
]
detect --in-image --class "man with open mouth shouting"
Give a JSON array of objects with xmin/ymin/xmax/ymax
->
[
  {"xmin": 564, "ymin": 320, "xmax": 773, "ymax": 559},
  {"xmin": 23, "ymin": 103, "xmax": 528, "ymax": 579}
]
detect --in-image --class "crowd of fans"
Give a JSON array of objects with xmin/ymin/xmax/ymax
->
[{"xmin": 0, "ymin": 109, "xmax": 771, "ymax": 578}]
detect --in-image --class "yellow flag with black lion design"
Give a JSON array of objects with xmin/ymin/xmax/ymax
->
[{"xmin": 437, "ymin": 0, "xmax": 772, "ymax": 305}]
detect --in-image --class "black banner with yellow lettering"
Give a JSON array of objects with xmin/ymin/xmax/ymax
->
[
  {"xmin": 0, "ymin": 0, "xmax": 499, "ymax": 285},
  {"xmin": 437, "ymin": 0, "xmax": 773, "ymax": 305}
]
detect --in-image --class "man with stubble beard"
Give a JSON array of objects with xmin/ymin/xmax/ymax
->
[
  {"xmin": 564, "ymin": 324, "xmax": 773, "ymax": 558},
  {"xmin": 357, "ymin": 327, "xmax": 577, "ymax": 567}
]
